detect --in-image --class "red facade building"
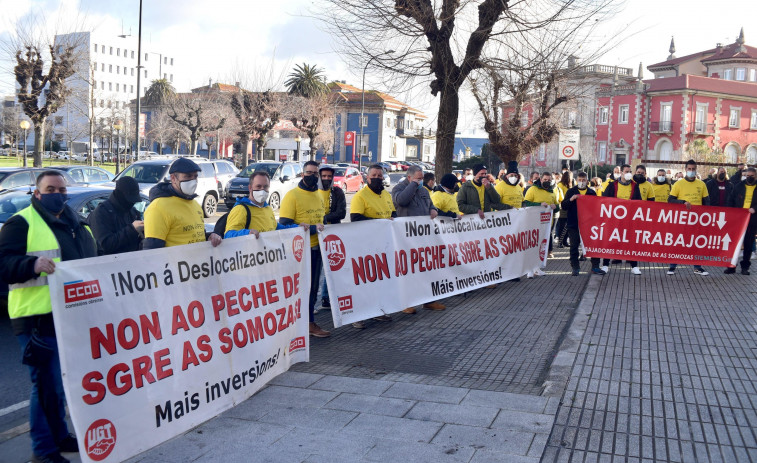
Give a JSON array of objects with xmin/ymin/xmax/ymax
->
[{"xmin": 596, "ymin": 28, "xmax": 757, "ymax": 169}]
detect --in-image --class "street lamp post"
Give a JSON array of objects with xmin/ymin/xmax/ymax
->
[
  {"xmin": 295, "ymin": 135, "xmax": 301, "ymax": 162},
  {"xmin": 19, "ymin": 120, "xmax": 30, "ymax": 168},
  {"xmin": 359, "ymin": 50, "xmax": 394, "ymax": 170},
  {"xmin": 113, "ymin": 120, "xmax": 124, "ymax": 174}
]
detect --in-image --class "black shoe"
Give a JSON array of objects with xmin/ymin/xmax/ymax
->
[
  {"xmin": 724, "ymin": 267, "xmax": 736, "ymax": 274},
  {"xmin": 591, "ymin": 267, "xmax": 607, "ymax": 275},
  {"xmin": 321, "ymin": 297, "xmax": 331, "ymax": 308},
  {"xmin": 57, "ymin": 433, "xmax": 79, "ymax": 453},
  {"xmin": 32, "ymin": 452, "xmax": 70, "ymax": 463},
  {"xmin": 571, "ymin": 268, "xmax": 579, "ymax": 276},
  {"xmin": 611, "ymin": 259, "xmax": 622, "ymax": 264},
  {"xmin": 508, "ymin": 277, "xmax": 521, "ymax": 282},
  {"xmin": 742, "ymin": 269, "xmax": 751, "ymax": 275}
]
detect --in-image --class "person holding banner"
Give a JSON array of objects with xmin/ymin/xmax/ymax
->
[
  {"xmin": 317, "ymin": 164, "xmax": 346, "ymax": 310},
  {"xmin": 88, "ymin": 176, "xmax": 144, "ymax": 255},
  {"xmin": 224, "ymin": 171, "xmax": 290, "ymax": 238},
  {"xmin": 707, "ymin": 167, "xmax": 733, "ymax": 208},
  {"xmin": 496, "ymin": 161, "xmax": 524, "ymax": 209},
  {"xmin": 562, "ymin": 171, "xmax": 605, "ymax": 276},
  {"xmin": 457, "ymin": 164, "xmax": 510, "ymax": 220},
  {"xmin": 652, "ymin": 169, "xmax": 672, "ymax": 203},
  {"xmin": 523, "ymin": 172, "xmax": 559, "ymax": 267},
  {"xmin": 726, "ymin": 167, "xmax": 757, "ymax": 275},
  {"xmin": 431, "ymin": 174, "xmax": 462, "ymax": 219},
  {"xmin": 600, "ymin": 164, "xmax": 647, "ymax": 275},
  {"xmin": 633, "ymin": 165, "xmax": 656, "ymax": 202},
  {"xmin": 667, "ymin": 159, "xmax": 710, "ymax": 276},
  {"xmin": 279, "ymin": 161, "xmax": 330, "ymax": 338},
  {"xmin": 0, "ymin": 171, "xmax": 98, "ymax": 463}
]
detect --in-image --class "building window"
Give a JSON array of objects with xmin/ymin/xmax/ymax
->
[
  {"xmin": 408, "ymin": 120, "xmax": 413, "ymax": 130},
  {"xmin": 131, "ymin": 68, "xmax": 134, "ymax": 76},
  {"xmin": 101, "ymin": 63, "xmax": 104, "ymax": 71},
  {"xmin": 170, "ymin": 58, "xmax": 174, "ymax": 66},
  {"xmin": 131, "ymin": 51, "xmax": 134, "ymax": 59},
  {"xmin": 117, "ymin": 48, "xmax": 120, "ymax": 57},
  {"xmin": 520, "ymin": 111, "xmax": 529, "ymax": 127},
  {"xmin": 145, "ymin": 53, "xmax": 148, "ymax": 61},
  {"xmin": 116, "ymin": 83, "xmax": 120, "ymax": 91},
  {"xmin": 695, "ymin": 103, "xmax": 708, "ymax": 132},
  {"xmin": 618, "ymin": 105, "xmax": 629, "ymax": 124},
  {"xmin": 598, "ymin": 141, "xmax": 607, "ymax": 162},
  {"xmin": 170, "ymin": 74, "xmax": 173, "ymax": 82},
  {"xmin": 538, "ymin": 143, "xmax": 546, "ymax": 161},
  {"xmin": 164, "ymin": 56, "xmax": 167, "ymax": 65},
  {"xmin": 99, "ymin": 100, "xmax": 104, "ymax": 108},
  {"xmin": 361, "ymin": 116, "xmax": 368, "ymax": 127},
  {"xmin": 660, "ymin": 103, "xmax": 672, "ymax": 131},
  {"xmin": 109, "ymin": 46, "xmax": 113, "ymax": 55},
  {"xmin": 752, "ymin": 110, "xmax": 757, "ymax": 130},
  {"xmin": 109, "ymin": 64, "xmax": 112, "ymax": 73},
  {"xmin": 100, "ymin": 81, "xmax": 104, "ymax": 90},
  {"xmin": 751, "ymin": 69, "xmax": 757, "ymax": 82},
  {"xmin": 730, "ymin": 108, "xmax": 741, "ymax": 128},
  {"xmin": 109, "ymin": 82, "xmax": 112, "ymax": 91},
  {"xmin": 723, "ymin": 69, "xmax": 733, "ymax": 80},
  {"xmin": 131, "ymin": 85, "xmax": 134, "ymax": 93},
  {"xmin": 116, "ymin": 66, "xmax": 120, "ymax": 74},
  {"xmin": 163, "ymin": 73, "xmax": 167, "ymax": 79},
  {"xmin": 424, "ymin": 145, "xmax": 430, "ymax": 155},
  {"xmin": 144, "ymin": 70, "xmax": 148, "ymax": 78},
  {"xmin": 386, "ymin": 118, "xmax": 391, "ymax": 128},
  {"xmin": 568, "ymin": 111, "xmax": 577, "ymax": 127},
  {"xmin": 736, "ymin": 68, "xmax": 746, "ymax": 81},
  {"xmin": 599, "ymin": 107, "xmax": 608, "ymax": 124},
  {"xmin": 93, "ymin": 43, "xmax": 97, "ymax": 52}
]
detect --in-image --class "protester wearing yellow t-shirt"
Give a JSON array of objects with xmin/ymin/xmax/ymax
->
[
  {"xmin": 144, "ymin": 157, "xmax": 219, "ymax": 249},
  {"xmin": 726, "ymin": 166, "xmax": 757, "ymax": 275},
  {"xmin": 224, "ymin": 171, "xmax": 285, "ymax": 238},
  {"xmin": 279, "ymin": 161, "xmax": 329, "ymax": 338},
  {"xmin": 633, "ymin": 165, "xmax": 656, "ymax": 201},
  {"xmin": 601, "ymin": 164, "xmax": 644, "ymax": 275},
  {"xmin": 432, "ymin": 173, "xmax": 461, "ymax": 218},
  {"xmin": 651, "ymin": 169, "xmax": 672, "ymax": 203},
  {"xmin": 667, "ymin": 159, "xmax": 710, "ymax": 276},
  {"xmin": 496, "ymin": 161, "xmax": 524, "ymax": 209}
]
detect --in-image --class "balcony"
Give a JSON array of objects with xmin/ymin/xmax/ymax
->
[
  {"xmin": 650, "ymin": 121, "xmax": 675, "ymax": 133},
  {"xmin": 690, "ymin": 123, "xmax": 716, "ymax": 135}
]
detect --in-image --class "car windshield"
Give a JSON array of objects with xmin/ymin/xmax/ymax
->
[
  {"xmin": 333, "ymin": 168, "xmax": 347, "ymax": 177},
  {"xmin": 239, "ymin": 163, "xmax": 279, "ymax": 177},
  {"xmin": 0, "ymin": 189, "xmax": 33, "ymax": 223},
  {"xmin": 117, "ymin": 164, "xmax": 168, "ymax": 183},
  {"xmin": 0, "ymin": 173, "xmax": 9, "ymax": 183}
]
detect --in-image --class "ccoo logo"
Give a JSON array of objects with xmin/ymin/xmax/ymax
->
[
  {"xmin": 64, "ymin": 280, "xmax": 102, "ymax": 303},
  {"xmin": 337, "ymin": 295, "xmax": 353, "ymax": 312},
  {"xmin": 85, "ymin": 419, "xmax": 116, "ymax": 461},
  {"xmin": 323, "ymin": 235, "xmax": 346, "ymax": 271},
  {"xmin": 289, "ymin": 336, "xmax": 306, "ymax": 353},
  {"xmin": 292, "ymin": 235, "xmax": 305, "ymax": 262}
]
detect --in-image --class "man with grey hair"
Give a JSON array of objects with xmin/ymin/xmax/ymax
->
[{"xmin": 392, "ymin": 164, "xmax": 444, "ymax": 313}]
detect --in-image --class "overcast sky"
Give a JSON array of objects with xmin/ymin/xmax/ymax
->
[{"xmin": 0, "ymin": 0, "xmax": 752, "ymax": 134}]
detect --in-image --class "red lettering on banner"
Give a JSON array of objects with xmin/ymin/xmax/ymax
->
[
  {"xmin": 82, "ymin": 371, "xmax": 106, "ymax": 405},
  {"xmin": 352, "ymin": 254, "xmax": 390, "ymax": 285},
  {"xmin": 90, "ymin": 312, "xmax": 162, "ymax": 359}
]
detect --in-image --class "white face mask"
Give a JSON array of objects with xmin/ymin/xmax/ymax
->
[
  {"xmin": 507, "ymin": 176, "xmax": 518, "ymax": 185},
  {"xmin": 252, "ymin": 190, "xmax": 269, "ymax": 204},
  {"xmin": 742, "ymin": 175, "xmax": 747, "ymax": 181},
  {"xmin": 623, "ymin": 173, "xmax": 633, "ymax": 181},
  {"xmin": 180, "ymin": 179, "xmax": 198, "ymax": 196},
  {"xmin": 577, "ymin": 181, "xmax": 587, "ymax": 189},
  {"xmin": 657, "ymin": 176, "xmax": 666, "ymax": 183},
  {"xmin": 613, "ymin": 172, "xmax": 621, "ymax": 179},
  {"xmin": 686, "ymin": 170, "xmax": 696, "ymax": 178},
  {"xmin": 466, "ymin": 174, "xmax": 473, "ymax": 181}
]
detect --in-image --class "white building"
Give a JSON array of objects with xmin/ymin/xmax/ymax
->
[{"xmin": 51, "ymin": 31, "xmax": 176, "ymax": 150}]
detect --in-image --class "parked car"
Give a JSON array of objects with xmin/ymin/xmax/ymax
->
[
  {"xmin": 49, "ymin": 165, "xmax": 115, "ymax": 184},
  {"xmin": 211, "ymin": 160, "xmax": 240, "ymax": 192},
  {"xmin": 0, "ymin": 167, "xmax": 79, "ymax": 192},
  {"xmin": 377, "ymin": 162, "xmax": 394, "ymax": 172},
  {"xmin": 386, "ymin": 161, "xmax": 400, "ymax": 171},
  {"xmin": 397, "ymin": 161, "xmax": 413, "ymax": 171},
  {"xmin": 331, "ymin": 166, "xmax": 363, "ymax": 192},
  {"xmin": 335, "ymin": 163, "xmax": 359, "ymax": 168},
  {"xmin": 112, "ymin": 157, "xmax": 220, "ymax": 217},
  {"xmin": 224, "ymin": 161, "xmax": 303, "ymax": 210},
  {"xmin": 56, "ymin": 151, "xmax": 73, "ymax": 160}
]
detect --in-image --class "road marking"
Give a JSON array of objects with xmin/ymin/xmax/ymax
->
[
  {"xmin": 0, "ymin": 421, "xmax": 30, "ymax": 444},
  {"xmin": 0, "ymin": 400, "xmax": 29, "ymax": 418}
]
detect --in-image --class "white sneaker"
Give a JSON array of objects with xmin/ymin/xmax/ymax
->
[
  {"xmin": 600, "ymin": 265, "xmax": 609, "ymax": 273},
  {"xmin": 526, "ymin": 271, "xmax": 534, "ymax": 279},
  {"xmin": 533, "ymin": 269, "xmax": 546, "ymax": 276},
  {"xmin": 631, "ymin": 267, "xmax": 641, "ymax": 275},
  {"xmin": 693, "ymin": 268, "xmax": 709, "ymax": 276}
]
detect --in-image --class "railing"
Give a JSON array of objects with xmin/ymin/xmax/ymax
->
[
  {"xmin": 650, "ymin": 121, "xmax": 675, "ymax": 133},
  {"xmin": 579, "ymin": 64, "xmax": 634, "ymax": 76}
]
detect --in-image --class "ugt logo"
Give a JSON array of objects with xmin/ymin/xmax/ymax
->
[
  {"xmin": 85, "ymin": 419, "xmax": 116, "ymax": 461},
  {"xmin": 323, "ymin": 235, "xmax": 346, "ymax": 271},
  {"xmin": 292, "ymin": 235, "xmax": 305, "ymax": 262},
  {"xmin": 64, "ymin": 280, "xmax": 102, "ymax": 303}
]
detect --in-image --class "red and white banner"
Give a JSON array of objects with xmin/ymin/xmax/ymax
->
[
  {"xmin": 319, "ymin": 208, "xmax": 553, "ymax": 327},
  {"xmin": 49, "ymin": 229, "xmax": 310, "ymax": 462},
  {"xmin": 577, "ymin": 196, "xmax": 751, "ymax": 267}
]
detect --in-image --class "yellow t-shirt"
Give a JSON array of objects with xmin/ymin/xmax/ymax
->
[
  {"xmin": 318, "ymin": 189, "xmax": 331, "ymax": 215},
  {"xmin": 637, "ymin": 182, "xmax": 655, "ymax": 201},
  {"xmin": 578, "ymin": 188, "xmax": 589, "ymax": 196},
  {"xmin": 144, "ymin": 196, "xmax": 205, "ymax": 247},
  {"xmin": 280, "ymin": 187, "xmax": 325, "ymax": 247},
  {"xmin": 744, "ymin": 185, "xmax": 756, "ymax": 209},
  {"xmin": 495, "ymin": 182, "xmax": 523, "ymax": 208},
  {"xmin": 473, "ymin": 182, "xmax": 485, "ymax": 210},
  {"xmin": 652, "ymin": 183, "xmax": 671, "ymax": 203},
  {"xmin": 616, "ymin": 183, "xmax": 633, "ymax": 200},
  {"xmin": 431, "ymin": 190, "xmax": 460, "ymax": 215},
  {"xmin": 350, "ymin": 187, "xmax": 395, "ymax": 219},
  {"xmin": 670, "ymin": 179, "xmax": 708, "ymax": 205},
  {"xmin": 524, "ymin": 186, "xmax": 558, "ymax": 205},
  {"xmin": 225, "ymin": 203, "xmax": 277, "ymax": 235}
]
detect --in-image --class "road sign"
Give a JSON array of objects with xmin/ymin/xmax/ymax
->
[{"xmin": 558, "ymin": 129, "xmax": 580, "ymax": 160}]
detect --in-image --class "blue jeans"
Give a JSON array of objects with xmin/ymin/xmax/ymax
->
[
  {"xmin": 16, "ymin": 333, "xmax": 70, "ymax": 457},
  {"xmin": 321, "ymin": 268, "xmax": 329, "ymax": 302}
]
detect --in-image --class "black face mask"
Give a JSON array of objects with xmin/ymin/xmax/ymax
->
[
  {"xmin": 321, "ymin": 179, "xmax": 332, "ymax": 190},
  {"xmin": 746, "ymin": 177, "xmax": 757, "ymax": 186},
  {"xmin": 302, "ymin": 174, "xmax": 318, "ymax": 189},
  {"xmin": 472, "ymin": 178, "xmax": 483, "ymax": 186},
  {"xmin": 369, "ymin": 178, "xmax": 384, "ymax": 193},
  {"xmin": 633, "ymin": 174, "xmax": 645, "ymax": 183},
  {"xmin": 717, "ymin": 173, "xmax": 726, "ymax": 181}
]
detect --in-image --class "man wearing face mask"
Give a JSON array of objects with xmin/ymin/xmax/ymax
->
[
  {"xmin": 667, "ymin": 159, "xmax": 710, "ymax": 276},
  {"xmin": 601, "ymin": 164, "xmax": 644, "ymax": 275},
  {"xmin": 316, "ymin": 165, "xmax": 346, "ymax": 311},
  {"xmin": 524, "ymin": 172, "xmax": 559, "ymax": 269},
  {"xmin": 706, "ymin": 167, "xmax": 732, "ymax": 208},
  {"xmin": 496, "ymin": 161, "xmax": 524, "ymax": 209},
  {"xmin": 632, "ymin": 165, "xmax": 655, "ymax": 201},
  {"xmin": 423, "ymin": 172, "xmax": 437, "ymax": 193},
  {"xmin": 0, "ymin": 171, "xmax": 98, "ymax": 463},
  {"xmin": 562, "ymin": 171, "xmax": 605, "ymax": 276},
  {"xmin": 144, "ymin": 158, "xmax": 214, "ymax": 249},
  {"xmin": 731, "ymin": 162, "xmax": 746, "ymax": 187},
  {"xmin": 457, "ymin": 164, "xmax": 509, "ymax": 220},
  {"xmin": 601, "ymin": 166, "xmax": 622, "ymax": 193},
  {"xmin": 652, "ymin": 169, "xmax": 671, "ymax": 203},
  {"xmin": 224, "ymin": 171, "xmax": 290, "ymax": 238},
  {"xmin": 393, "ymin": 165, "xmax": 439, "ymax": 220},
  {"xmin": 88, "ymin": 176, "xmax": 144, "ymax": 255},
  {"xmin": 726, "ymin": 167, "xmax": 757, "ymax": 275},
  {"xmin": 432, "ymin": 173, "xmax": 462, "ymax": 218},
  {"xmin": 279, "ymin": 161, "xmax": 330, "ymax": 337}
]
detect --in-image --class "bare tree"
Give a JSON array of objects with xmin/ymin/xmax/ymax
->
[
  {"xmin": 321, "ymin": 0, "xmax": 616, "ymax": 177},
  {"xmin": 230, "ymin": 90, "xmax": 280, "ymax": 167},
  {"xmin": 147, "ymin": 110, "xmax": 176, "ymax": 155},
  {"xmin": 287, "ymin": 93, "xmax": 335, "ymax": 161},
  {"xmin": 167, "ymin": 93, "xmax": 226, "ymax": 155}
]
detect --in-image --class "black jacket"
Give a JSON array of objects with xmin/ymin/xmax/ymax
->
[
  {"xmin": 728, "ymin": 181, "xmax": 757, "ymax": 213},
  {"xmin": 323, "ymin": 186, "xmax": 346, "ymax": 224},
  {"xmin": 88, "ymin": 192, "xmax": 143, "ymax": 255},
  {"xmin": 706, "ymin": 180, "xmax": 733, "ymax": 208},
  {"xmin": 0, "ymin": 197, "xmax": 99, "ymax": 335},
  {"xmin": 561, "ymin": 186, "xmax": 596, "ymax": 229}
]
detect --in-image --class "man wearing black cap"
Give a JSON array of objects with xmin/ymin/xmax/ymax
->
[
  {"xmin": 144, "ymin": 157, "xmax": 216, "ymax": 249},
  {"xmin": 88, "ymin": 176, "xmax": 144, "ymax": 255},
  {"xmin": 431, "ymin": 174, "xmax": 461, "ymax": 219},
  {"xmin": 457, "ymin": 163, "xmax": 509, "ymax": 219},
  {"xmin": 495, "ymin": 161, "xmax": 524, "ymax": 209}
]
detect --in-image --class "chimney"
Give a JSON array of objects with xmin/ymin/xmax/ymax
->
[
  {"xmin": 235, "ymin": 81, "xmax": 240, "ymax": 88},
  {"xmin": 208, "ymin": 78, "xmax": 212, "ymax": 87}
]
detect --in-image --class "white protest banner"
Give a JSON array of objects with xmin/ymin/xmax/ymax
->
[
  {"xmin": 319, "ymin": 208, "xmax": 553, "ymax": 327},
  {"xmin": 48, "ymin": 228, "xmax": 310, "ymax": 463}
]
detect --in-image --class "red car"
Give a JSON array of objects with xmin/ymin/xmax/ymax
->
[{"xmin": 332, "ymin": 166, "xmax": 364, "ymax": 192}]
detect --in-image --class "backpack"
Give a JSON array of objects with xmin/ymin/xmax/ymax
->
[{"xmin": 212, "ymin": 204, "xmax": 252, "ymax": 237}]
